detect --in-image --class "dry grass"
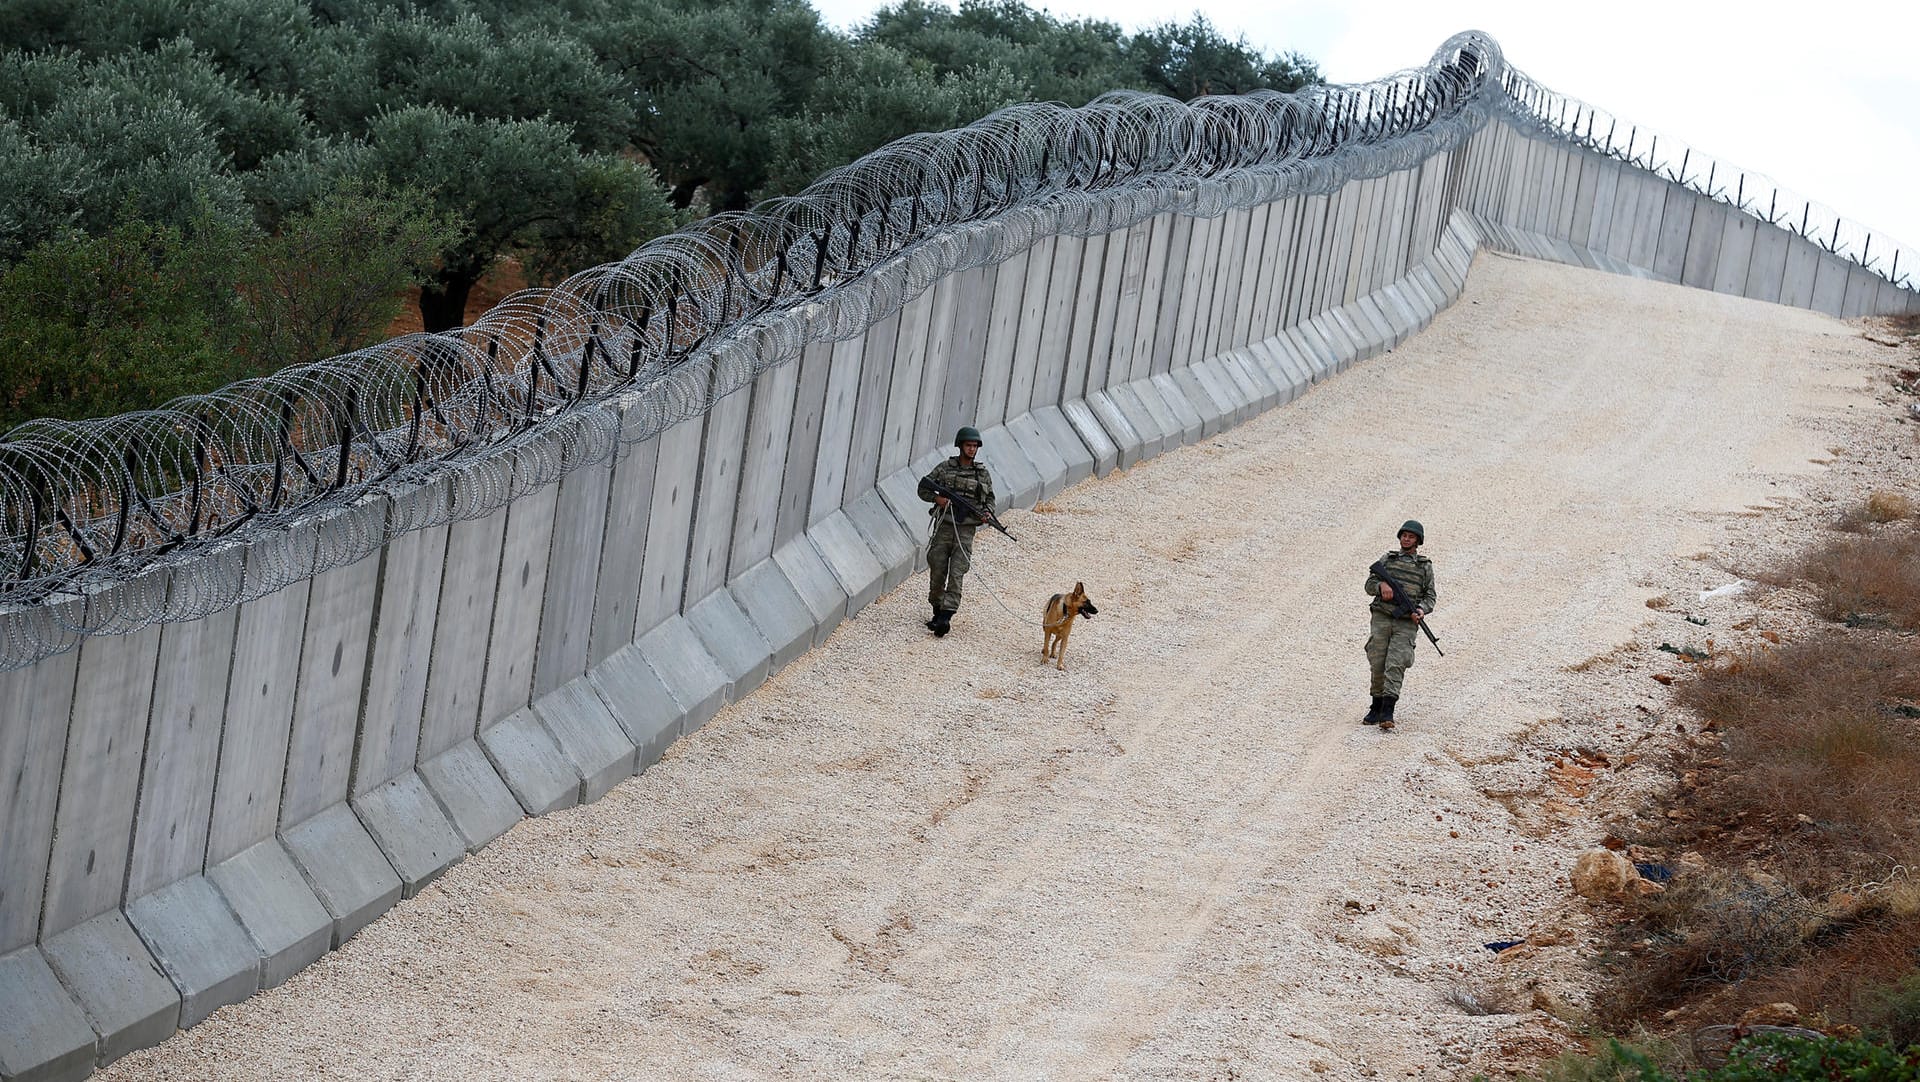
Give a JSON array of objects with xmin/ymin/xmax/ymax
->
[
  {"xmin": 1590, "ymin": 510, "xmax": 1920, "ymax": 1035},
  {"xmin": 1779, "ymin": 523, "xmax": 1920, "ymax": 629},
  {"xmin": 1836, "ymin": 491, "xmax": 1915, "ymax": 532},
  {"xmin": 1596, "ymin": 870, "xmax": 1824, "ymax": 1026},
  {"xmin": 1672, "ymin": 634, "xmax": 1920, "ymax": 879},
  {"xmin": 1732, "ymin": 919, "xmax": 1920, "ymax": 1031}
]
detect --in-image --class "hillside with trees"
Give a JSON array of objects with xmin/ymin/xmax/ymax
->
[{"xmin": 0, "ymin": 0, "xmax": 1318, "ymax": 427}]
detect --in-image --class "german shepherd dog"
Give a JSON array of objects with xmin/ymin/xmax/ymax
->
[{"xmin": 1042, "ymin": 582, "xmax": 1098, "ymax": 670}]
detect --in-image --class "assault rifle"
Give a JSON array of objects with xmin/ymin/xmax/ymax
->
[
  {"xmin": 920, "ymin": 476, "xmax": 1016, "ymax": 540},
  {"xmin": 1369, "ymin": 559, "xmax": 1443, "ymax": 655}
]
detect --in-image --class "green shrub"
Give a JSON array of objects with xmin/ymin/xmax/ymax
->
[
  {"xmin": 1522, "ymin": 1034, "xmax": 1920, "ymax": 1081},
  {"xmin": 1860, "ymin": 972, "xmax": 1920, "ymax": 1050},
  {"xmin": 1709, "ymin": 1032, "xmax": 1920, "ymax": 1079}
]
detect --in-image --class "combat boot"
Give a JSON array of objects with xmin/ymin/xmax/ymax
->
[
  {"xmin": 929, "ymin": 609, "xmax": 954, "ymax": 637},
  {"xmin": 1363, "ymin": 696, "xmax": 1385, "ymax": 724},
  {"xmin": 1378, "ymin": 696, "xmax": 1398, "ymax": 730},
  {"xmin": 925, "ymin": 604, "xmax": 942, "ymax": 632}
]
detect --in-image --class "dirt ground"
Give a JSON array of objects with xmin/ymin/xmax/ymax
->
[{"xmin": 102, "ymin": 252, "xmax": 1902, "ymax": 1081}]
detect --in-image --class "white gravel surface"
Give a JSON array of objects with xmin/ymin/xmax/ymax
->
[{"xmin": 102, "ymin": 252, "xmax": 1898, "ymax": 1081}]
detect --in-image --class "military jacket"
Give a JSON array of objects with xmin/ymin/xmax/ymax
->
[
  {"xmin": 1365, "ymin": 550, "xmax": 1437, "ymax": 617},
  {"xmin": 919, "ymin": 456, "xmax": 996, "ymax": 530}
]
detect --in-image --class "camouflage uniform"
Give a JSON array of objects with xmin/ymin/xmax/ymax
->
[
  {"xmin": 918, "ymin": 456, "xmax": 996, "ymax": 614},
  {"xmin": 1364, "ymin": 550, "xmax": 1437, "ymax": 698}
]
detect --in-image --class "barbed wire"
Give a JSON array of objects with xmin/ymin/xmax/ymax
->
[
  {"xmin": 0, "ymin": 33, "xmax": 1508, "ymax": 669},
  {"xmin": 3, "ymin": 31, "xmax": 1909, "ymax": 671},
  {"xmin": 1494, "ymin": 63, "xmax": 1918, "ymax": 289}
]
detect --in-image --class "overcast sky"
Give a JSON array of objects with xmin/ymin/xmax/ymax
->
[{"xmin": 811, "ymin": 0, "xmax": 1920, "ymax": 269}]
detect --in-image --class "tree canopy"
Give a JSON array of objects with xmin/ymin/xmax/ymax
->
[{"xmin": 0, "ymin": 0, "xmax": 1321, "ymax": 426}]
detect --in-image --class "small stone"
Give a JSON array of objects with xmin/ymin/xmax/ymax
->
[{"xmin": 1570, "ymin": 850, "xmax": 1637, "ymax": 900}]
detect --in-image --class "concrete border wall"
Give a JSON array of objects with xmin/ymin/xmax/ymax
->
[
  {"xmin": 1459, "ymin": 117, "xmax": 1920, "ymax": 317},
  {"xmin": 3, "ymin": 110, "xmax": 1914, "ymax": 1079}
]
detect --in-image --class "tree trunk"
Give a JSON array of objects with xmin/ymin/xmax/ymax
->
[
  {"xmin": 669, "ymin": 178, "xmax": 703, "ymax": 209},
  {"xmin": 419, "ymin": 272, "xmax": 477, "ymax": 333}
]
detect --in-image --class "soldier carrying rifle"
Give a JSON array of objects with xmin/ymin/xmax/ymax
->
[
  {"xmin": 917, "ymin": 426, "xmax": 999, "ymax": 637},
  {"xmin": 1363, "ymin": 519, "xmax": 1439, "ymax": 730}
]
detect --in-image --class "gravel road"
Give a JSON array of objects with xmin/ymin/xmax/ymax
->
[{"xmin": 102, "ymin": 252, "xmax": 1888, "ymax": 1081}]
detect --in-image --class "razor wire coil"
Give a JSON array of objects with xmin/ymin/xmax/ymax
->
[{"xmin": 0, "ymin": 30, "xmax": 1906, "ymax": 670}]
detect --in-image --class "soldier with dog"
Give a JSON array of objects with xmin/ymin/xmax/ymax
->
[{"xmin": 1364, "ymin": 519, "xmax": 1437, "ymax": 729}]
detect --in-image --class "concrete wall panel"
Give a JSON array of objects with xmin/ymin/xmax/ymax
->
[
  {"xmin": 1213, "ymin": 211, "xmax": 1244, "ymax": 358},
  {"xmin": 1232, "ymin": 203, "xmax": 1271, "ymax": 349},
  {"xmin": 941, "ymin": 264, "xmax": 993, "ymax": 439},
  {"xmin": 1353, "ymin": 178, "xmax": 1386, "ymax": 299},
  {"xmin": 1323, "ymin": 187, "xmax": 1359, "ymax": 311},
  {"xmin": 1085, "ymin": 227, "xmax": 1129, "ymax": 393},
  {"xmin": 1135, "ymin": 216, "xmax": 1175, "ymax": 377},
  {"xmin": 200, "ymin": 581, "xmax": 308, "ymax": 873},
  {"xmin": 976, "ymin": 249, "xmax": 1027, "ymax": 427},
  {"xmin": 358, "ymin": 511, "xmax": 451, "ymax": 794},
  {"xmin": 685, "ymin": 387, "xmax": 753, "ymax": 603},
  {"xmin": 1107, "ymin": 220, "xmax": 1153, "ymax": 387},
  {"xmin": 1274, "ymin": 197, "xmax": 1310, "ymax": 330},
  {"xmin": 1603, "ymin": 159, "xmax": 1641, "ymax": 259},
  {"xmin": 808, "ymin": 336, "xmax": 864, "ymax": 525},
  {"xmin": 775, "ymin": 341, "xmax": 832, "ymax": 547},
  {"xmin": 1006, "ymin": 237, "xmax": 1055, "ymax": 416},
  {"xmin": 1712, "ymin": 210, "xmax": 1757, "ymax": 296},
  {"xmin": 1252, "ymin": 200, "xmax": 1290, "ymax": 340},
  {"xmin": 42, "ymin": 624, "xmax": 163, "ymax": 935},
  {"xmin": 1587, "ymin": 157, "xmax": 1619, "ymax": 253},
  {"xmin": 1320, "ymin": 189, "xmax": 1351, "ymax": 312},
  {"xmin": 1061, "ymin": 233, "xmax": 1108, "ymax": 401},
  {"xmin": 635, "ymin": 417, "xmax": 705, "ymax": 631},
  {"xmin": 1744, "ymin": 225, "xmax": 1790, "ymax": 303},
  {"xmin": 913, "ymin": 274, "xmax": 959, "ymax": 451},
  {"xmin": 1628, "ymin": 178, "xmax": 1668, "ymax": 270},
  {"xmin": 1150, "ymin": 215, "xmax": 1192, "ymax": 376},
  {"xmin": 1569, "ymin": 151, "xmax": 1600, "ymax": 246},
  {"xmin": 881, "ymin": 293, "xmax": 932, "ymax": 473},
  {"xmin": 846, "ymin": 312, "xmax": 901, "ymax": 500},
  {"xmin": 1167, "ymin": 215, "xmax": 1207, "ymax": 369},
  {"xmin": 532, "ymin": 454, "xmax": 613, "ymax": 698},
  {"xmin": 1810, "ymin": 251, "xmax": 1849, "ymax": 316},
  {"xmin": 1780, "ymin": 234, "xmax": 1822, "ymax": 309},
  {"xmin": 730, "ymin": 364, "xmax": 796, "ymax": 578},
  {"xmin": 278, "ymin": 543, "xmax": 383, "ymax": 827},
  {"xmin": 419, "ymin": 509, "xmax": 505, "ymax": 761},
  {"xmin": 1652, "ymin": 188, "xmax": 1698, "ymax": 282},
  {"xmin": 585, "ymin": 418, "xmax": 658, "ymax": 667},
  {"xmin": 0, "ymin": 649, "xmax": 79, "ymax": 950},
  {"xmin": 1679, "ymin": 198, "xmax": 1726, "ymax": 289},
  {"xmin": 1842, "ymin": 265, "xmax": 1881, "ymax": 319},
  {"xmin": 126, "ymin": 603, "xmax": 239, "ymax": 897},
  {"xmin": 1032, "ymin": 234, "xmax": 1081, "ymax": 408},
  {"xmin": 477, "ymin": 480, "xmax": 558, "ymax": 730},
  {"xmin": 1209, "ymin": 208, "xmax": 1250, "ymax": 358}
]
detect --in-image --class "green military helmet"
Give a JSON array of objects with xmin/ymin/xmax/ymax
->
[
  {"xmin": 1398, "ymin": 519, "xmax": 1425, "ymax": 544},
  {"xmin": 954, "ymin": 425, "xmax": 983, "ymax": 446}
]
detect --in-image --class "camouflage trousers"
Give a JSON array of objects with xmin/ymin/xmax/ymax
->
[
  {"xmin": 926, "ymin": 526, "xmax": 977, "ymax": 612},
  {"xmin": 1365, "ymin": 610, "xmax": 1420, "ymax": 697}
]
